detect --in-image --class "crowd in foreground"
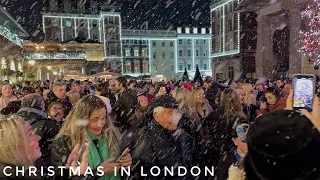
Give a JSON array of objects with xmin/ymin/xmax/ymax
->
[{"xmin": 0, "ymin": 76, "xmax": 319, "ymax": 180}]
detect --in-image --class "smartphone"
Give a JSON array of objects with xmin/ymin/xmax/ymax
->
[
  {"xmin": 77, "ymin": 140, "xmax": 90, "ymax": 165},
  {"xmin": 292, "ymin": 74, "xmax": 316, "ymax": 112},
  {"xmin": 115, "ymin": 148, "xmax": 130, "ymax": 162}
]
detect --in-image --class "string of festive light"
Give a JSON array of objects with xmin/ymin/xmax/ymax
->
[{"xmin": 299, "ymin": 0, "xmax": 320, "ymax": 64}]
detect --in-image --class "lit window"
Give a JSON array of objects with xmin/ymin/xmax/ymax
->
[
  {"xmin": 134, "ymin": 49, "xmax": 139, "ymax": 56},
  {"xmin": 125, "ymin": 49, "xmax": 131, "ymax": 56},
  {"xmin": 126, "ymin": 63, "xmax": 131, "ymax": 73},
  {"xmin": 142, "ymin": 49, "xmax": 148, "ymax": 56},
  {"xmin": 66, "ymin": 20, "xmax": 72, "ymax": 27}
]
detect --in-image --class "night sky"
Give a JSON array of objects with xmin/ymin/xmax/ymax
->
[{"xmin": 0, "ymin": 0, "xmax": 210, "ymax": 38}]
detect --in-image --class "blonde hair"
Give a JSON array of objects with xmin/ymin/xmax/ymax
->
[
  {"xmin": 55, "ymin": 95, "xmax": 121, "ymax": 157},
  {"xmin": 192, "ymin": 87, "xmax": 205, "ymax": 109},
  {"xmin": 0, "ymin": 116, "xmax": 33, "ymax": 166},
  {"xmin": 241, "ymin": 83, "xmax": 256, "ymax": 105},
  {"xmin": 221, "ymin": 88, "xmax": 245, "ymax": 118},
  {"xmin": 67, "ymin": 90, "xmax": 81, "ymax": 106},
  {"xmin": 173, "ymin": 88, "xmax": 193, "ymax": 116}
]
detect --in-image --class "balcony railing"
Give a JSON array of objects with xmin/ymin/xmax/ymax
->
[
  {"xmin": 122, "ymin": 29, "xmax": 176, "ymax": 37},
  {"xmin": 25, "ymin": 52, "xmax": 86, "ymax": 60}
]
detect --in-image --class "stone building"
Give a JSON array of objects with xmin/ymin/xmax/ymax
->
[
  {"xmin": 236, "ymin": 0, "xmax": 309, "ymax": 79},
  {"xmin": 0, "ymin": 6, "xmax": 27, "ymax": 82}
]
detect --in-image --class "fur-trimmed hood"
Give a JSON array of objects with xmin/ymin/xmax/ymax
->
[{"xmin": 228, "ymin": 165, "xmax": 246, "ymax": 180}]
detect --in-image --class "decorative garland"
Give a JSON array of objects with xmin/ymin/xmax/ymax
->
[
  {"xmin": 25, "ymin": 52, "xmax": 86, "ymax": 59},
  {"xmin": 0, "ymin": 25, "xmax": 23, "ymax": 47}
]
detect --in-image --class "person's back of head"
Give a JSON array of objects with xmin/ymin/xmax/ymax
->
[
  {"xmin": 244, "ymin": 110, "xmax": 320, "ymax": 180},
  {"xmin": 21, "ymin": 94, "xmax": 44, "ymax": 110}
]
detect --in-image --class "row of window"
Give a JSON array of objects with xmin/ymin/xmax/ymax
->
[
  {"xmin": 178, "ymin": 39, "xmax": 207, "ymax": 45},
  {"xmin": 152, "ymin": 41, "xmax": 174, "ymax": 47},
  {"xmin": 49, "ymin": 16, "xmax": 116, "ymax": 28},
  {"xmin": 124, "ymin": 49, "xmax": 148, "ymax": 57},
  {"xmin": 178, "ymin": 49, "xmax": 208, "ymax": 57},
  {"xmin": 125, "ymin": 63, "xmax": 149, "ymax": 73},
  {"xmin": 123, "ymin": 49, "xmax": 208, "ymax": 58},
  {"xmin": 178, "ymin": 63, "xmax": 209, "ymax": 71},
  {"xmin": 121, "ymin": 39, "xmax": 208, "ymax": 47}
]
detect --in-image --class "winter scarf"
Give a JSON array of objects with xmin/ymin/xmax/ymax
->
[{"xmin": 87, "ymin": 131, "xmax": 120, "ymax": 180}]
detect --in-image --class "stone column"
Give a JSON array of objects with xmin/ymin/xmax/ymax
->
[
  {"xmin": 37, "ymin": 67, "xmax": 42, "ymax": 80},
  {"xmin": 288, "ymin": 6, "xmax": 302, "ymax": 77},
  {"xmin": 60, "ymin": 67, "xmax": 64, "ymax": 75},
  {"xmin": 256, "ymin": 15, "xmax": 275, "ymax": 79},
  {"xmin": 82, "ymin": 67, "xmax": 86, "ymax": 74}
]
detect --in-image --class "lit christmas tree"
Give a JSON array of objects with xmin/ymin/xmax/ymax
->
[{"xmin": 299, "ymin": 0, "xmax": 320, "ymax": 64}]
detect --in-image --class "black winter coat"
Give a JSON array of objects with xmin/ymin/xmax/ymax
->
[
  {"xmin": 205, "ymin": 84, "xmax": 221, "ymax": 109},
  {"xmin": 32, "ymin": 119, "xmax": 63, "ymax": 169},
  {"xmin": 206, "ymin": 107, "xmax": 248, "ymax": 167},
  {"xmin": 131, "ymin": 120, "xmax": 195, "ymax": 180},
  {"xmin": 114, "ymin": 89, "xmax": 138, "ymax": 132},
  {"xmin": 45, "ymin": 91, "xmax": 72, "ymax": 118}
]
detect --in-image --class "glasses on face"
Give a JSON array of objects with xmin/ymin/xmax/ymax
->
[{"xmin": 51, "ymin": 107, "xmax": 63, "ymax": 112}]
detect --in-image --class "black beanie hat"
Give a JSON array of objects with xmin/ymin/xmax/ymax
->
[
  {"xmin": 246, "ymin": 110, "xmax": 320, "ymax": 180},
  {"xmin": 144, "ymin": 94, "xmax": 179, "ymax": 120}
]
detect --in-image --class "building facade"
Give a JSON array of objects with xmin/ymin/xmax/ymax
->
[
  {"xmin": 120, "ymin": 28, "xmax": 212, "ymax": 81},
  {"xmin": 0, "ymin": 6, "xmax": 27, "ymax": 82},
  {"xmin": 210, "ymin": 0, "xmax": 257, "ymax": 81},
  {"xmin": 234, "ymin": 0, "xmax": 310, "ymax": 79},
  {"xmin": 177, "ymin": 27, "xmax": 212, "ymax": 80}
]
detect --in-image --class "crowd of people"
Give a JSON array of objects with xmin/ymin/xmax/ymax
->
[{"xmin": 0, "ymin": 76, "xmax": 319, "ymax": 180}]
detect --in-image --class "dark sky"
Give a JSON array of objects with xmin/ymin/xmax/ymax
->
[{"xmin": 0, "ymin": 0, "xmax": 210, "ymax": 37}]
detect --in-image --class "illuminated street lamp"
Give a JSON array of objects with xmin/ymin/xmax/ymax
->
[
  {"xmin": 53, "ymin": 72, "xmax": 58, "ymax": 75},
  {"xmin": 28, "ymin": 60, "xmax": 35, "ymax": 65},
  {"xmin": 47, "ymin": 66, "xmax": 52, "ymax": 70}
]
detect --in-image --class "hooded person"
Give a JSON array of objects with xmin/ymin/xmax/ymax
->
[
  {"xmin": 131, "ymin": 95, "xmax": 196, "ymax": 179},
  {"xmin": 16, "ymin": 94, "xmax": 47, "ymax": 125},
  {"xmin": 228, "ymin": 110, "xmax": 320, "ymax": 180}
]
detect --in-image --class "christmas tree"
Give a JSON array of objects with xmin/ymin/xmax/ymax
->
[
  {"xmin": 193, "ymin": 65, "xmax": 203, "ymax": 83},
  {"xmin": 299, "ymin": 0, "xmax": 320, "ymax": 64},
  {"xmin": 182, "ymin": 68, "xmax": 189, "ymax": 82}
]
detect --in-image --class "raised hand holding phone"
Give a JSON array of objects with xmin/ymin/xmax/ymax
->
[
  {"xmin": 66, "ymin": 143, "xmax": 90, "ymax": 175},
  {"xmin": 286, "ymin": 89, "xmax": 320, "ymax": 131},
  {"xmin": 116, "ymin": 148, "xmax": 132, "ymax": 168}
]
